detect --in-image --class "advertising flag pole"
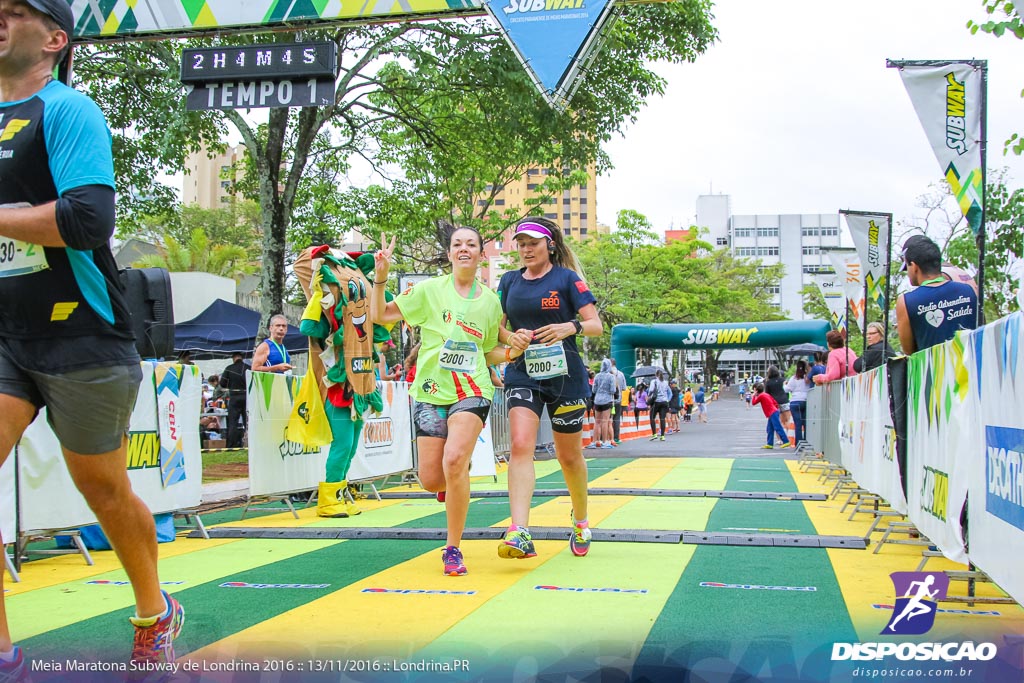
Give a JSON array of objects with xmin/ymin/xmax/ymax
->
[
  {"xmin": 883, "ymin": 213, "xmax": 894, "ymax": 348},
  {"xmin": 976, "ymin": 61, "xmax": 988, "ymax": 326}
]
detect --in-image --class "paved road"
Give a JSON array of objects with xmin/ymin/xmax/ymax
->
[{"xmin": 582, "ymin": 386, "xmax": 800, "ymax": 459}]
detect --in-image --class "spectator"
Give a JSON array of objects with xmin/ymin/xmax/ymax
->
[
  {"xmin": 765, "ymin": 365, "xmax": 791, "ymax": 430},
  {"xmin": 808, "ymin": 351, "xmax": 827, "ymax": 386},
  {"xmin": 666, "ymin": 379, "xmax": 681, "ymax": 433},
  {"xmin": 634, "ymin": 382, "xmax": 649, "ymax": 424},
  {"xmin": 785, "ymin": 360, "xmax": 812, "ymax": 444},
  {"xmin": 220, "ymin": 352, "xmax": 248, "ymax": 448},
  {"xmin": 252, "ymin": 314, "xmax": 294, "ymax": 374},
  {"xmin": 404, "ymin": 342, "xmax": 421, "ymax": 383},
  {"xmin": 854, "ymin": 322, "xmax": 898, "ymax": 373},
  {"xmin": 586, "ymin": 359, "xmax": 617, "ymax": 449},
  {"xmin": 610, "ymin": 359, "xmax": 627, "ymax": 444},
  {"xmin": 751, "ymin": 382, "xmax": 790, "ymax": 449},
  {"xmin": 682, "ymin": 384, "xmax": 695, "ymax": 423},
  {"xmin": 895, "ymin": 234, "xmax": 980, "ymax": 355},
  {"xmin": 695, "ymin": 385, "xmax": 708, "ymax": 423},
  {"xmin": 813, "ymin": 331, "xmax": 859, "ymax": 384},
  {"xmin": 647, "ymin": 370, "xmax": 671, "ymax": 441}
]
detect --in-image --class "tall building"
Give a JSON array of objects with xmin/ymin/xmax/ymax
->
[
  {"xmin": 182, "ymin": 144, "xmax": 246, "ymax": 209},
  {"xmin": 479, "ymin": 164, "xmax": 604, "ymax": 287},
  {"xmin": 696, "ymin": 194, "xmax": 840, "ymax": 319}
]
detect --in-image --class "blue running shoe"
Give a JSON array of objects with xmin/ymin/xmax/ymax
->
[
  {"xmin": 129, "ymin": 591, "xmax": 184, "ymax": 670},
  {"xmin": 497, "ymin": 527, "xmax": 537, "ymax": 559},
  {"xmin": 570, "ymin": 514, "xmax": 592, "ymax": 557},
  {"xmin": 0, "ymin": 646, "xmax": 28, "ymax": 683},
  {"xmin": 442, "ymin": 546, "xmax": 467, "ymax": 576}
]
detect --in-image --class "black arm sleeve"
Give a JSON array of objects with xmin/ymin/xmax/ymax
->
[{"xmin": 54, "ymin": 184, "xmax": 116, "ymax": 251}]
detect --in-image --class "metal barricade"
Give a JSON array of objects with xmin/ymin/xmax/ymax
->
[{"xmin": 489, "ymin": 390, "xmax": 555, "ymax": 460}]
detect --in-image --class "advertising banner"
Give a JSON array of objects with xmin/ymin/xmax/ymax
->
[
  {"xmin": 964, "ymin": 312, "xmax": 1024, "ymax": 605},
  {"xmin": 825, "ymin": 249, "xmax": 866, "ymax": 331},
  {"xmin": 13, "ymin": 363, "xmax": 202, "ymax": 533},
  {"xmin": 247, "ymin": 374, "xmax": 419, "ymax": 496},
  {"xmin": 837, "ymin": 366, "xmax": 907, "ymax": 514},
  {"xmin": 905, "ymin": 337, "xmax": 972, "ymax": 563},
  {"xmin": 843, "ymin": 211, "xmax": 890, "ymax": 311},
  {"xmin": 0, "ymin": 456, "xmax": 14, "ymax": 548},
  {"xmin": 811, "ymin": 273, "xmax": 847, "ymax": 331},
  {"xmin": 895, "ymin": 62, "xmax": 985, "ymax": 234}
]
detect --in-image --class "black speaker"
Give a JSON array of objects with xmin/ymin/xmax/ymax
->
[{"xmin": 119, "ymin": 267, "xmax": 175, "ymax": 360}]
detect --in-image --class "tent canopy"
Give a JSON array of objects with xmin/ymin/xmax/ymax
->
[{"xmin": 174, "ymin": 299, "xmax": 307, "ymax": 359}]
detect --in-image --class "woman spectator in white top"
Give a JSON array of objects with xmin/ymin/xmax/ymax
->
[
  {"xmin": 647, "ymin": 369, "xmax": 672, "ymax": 441},
  {"xmin": 784, "ymin": 360, "xmax": 813, "ymax": 445}
]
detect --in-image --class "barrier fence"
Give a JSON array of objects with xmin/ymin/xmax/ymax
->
[{"xmin": 806, "ymin": 311, "xmax": 1024, "ymax": 606}]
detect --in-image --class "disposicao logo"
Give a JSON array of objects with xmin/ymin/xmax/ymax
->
[
  {"xmin": 882, "ymin": 571, "xmax": 948, "ymax": 635},
  {"xmin": 361, "ymin": 588, "xmax": 477, "ymax": 595},
  {"xmin": 700, "ymin": 582, "xmax": 816, "ymax": 592},
  {"xmin": 534, "ymin": 585, "xmax": 648, "ymax": 594}
]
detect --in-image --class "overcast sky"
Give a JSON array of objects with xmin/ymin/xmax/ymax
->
[{"xmin": 596, "ymin": 0, "xmax": 1024, "ymax": 238}]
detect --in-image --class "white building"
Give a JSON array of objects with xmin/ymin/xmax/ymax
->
[{"xmin": 696, "ymin": 194, "xmax": 841, "ymax": 319}]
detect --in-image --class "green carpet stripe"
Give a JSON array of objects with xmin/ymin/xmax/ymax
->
[
  {"xmin": 418, "ymin": 542, "xmax": 696, "ymax": 668},
  {"xmin": 10, "ymin": 539, "xmax": 336, "ymax": 642},
  {"xmin": 20, "ymin": 539, "xmax": 439, "ymax": 661},
  {"xmin": 637, "ymin": 458, "xmax": 857, "ymax": 670}
]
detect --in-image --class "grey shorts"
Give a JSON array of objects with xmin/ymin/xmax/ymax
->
[
  {"xmin": 0, "ymin": 348, "xmax": 142, "ymax": 455},
  {"xmin": 413, "ymin": 397, "xmax": 491, "ymax": 439}
]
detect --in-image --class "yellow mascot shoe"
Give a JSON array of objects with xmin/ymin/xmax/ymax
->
[{"xmin": 317, "ymin": 481, "xmax": 351, "ymax": 518}]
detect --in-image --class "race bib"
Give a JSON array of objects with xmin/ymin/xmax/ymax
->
[
  {"xmin": 0, "ymin": 238, "xmax": 48, "ymax": 278},
  {"xmin": 438, "ymin": 339, "xmax": 479, "ymax": 373},
  {"xmin": 525, "ymin": 342, "xmax": 569, "ymax": 379}
]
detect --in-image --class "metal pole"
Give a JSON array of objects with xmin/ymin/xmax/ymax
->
[{"xmin": 976, "ymin": 63, "xmax": 988, "ymax": 327}]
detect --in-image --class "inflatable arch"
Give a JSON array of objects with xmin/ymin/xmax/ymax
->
[{"xmin": 610, "ymin": 320, "xmax": 831, "ymax": 382}]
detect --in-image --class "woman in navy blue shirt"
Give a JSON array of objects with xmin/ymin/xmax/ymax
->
[{"xmin": 496, "ymin": 217, "xmax": 603, "ymax": 559}]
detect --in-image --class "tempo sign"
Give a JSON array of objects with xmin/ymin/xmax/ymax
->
[
  {"xmin": 180, "ymin": 42, "xmax": 337, "ymax": 83},
  {"xmin": 185, "ymin": 79, "xmax": 336, "ymax": 111}
]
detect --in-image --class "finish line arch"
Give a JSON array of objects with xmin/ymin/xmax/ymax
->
[{"xmin": 610, "ymin": 320, "xmax": 831, "ymax": 382}]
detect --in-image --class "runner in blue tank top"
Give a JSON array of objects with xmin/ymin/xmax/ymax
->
[
  {"xmin": 252, "ymin": 314, "xmax": 294, "ymax": 373},
  {"xmin": 495, "ymin": 217, "xmax": 603, "ymax": 559}
]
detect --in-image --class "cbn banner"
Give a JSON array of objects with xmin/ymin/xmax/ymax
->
[
  {"xmin": 247, "ymin": 374, "xmax": 419, "ymax": 496},
  {"xmin": 842, "ymin": 212, "xmax": 890, "ymax": 311},
  {"xmin": 905, "ymin": 336, "xmax": 973, "ymax": 563},
  {"xmin": 965, "ymin": 312, "xmax": 1024, "ymax": 606},
  {"xmin": 10, "ymin": 363, "xmax": 202, "ymax": 533},
  {"xmin": 895, "ymin": 62, "xmax": 985, "ymax": 234},
  {"xmin": 837, "ymin": 366, "xmax": 907, "ymax": 514},
  {"xmin": 812, "ymin": 273, "xmax": 847, "ymax": 331}
]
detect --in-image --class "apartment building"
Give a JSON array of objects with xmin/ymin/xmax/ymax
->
[{"xmin": 182, "ymin": 144, "xmax": 246, "ymax": 209}]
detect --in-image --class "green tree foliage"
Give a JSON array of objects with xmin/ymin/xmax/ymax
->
[
  {"xmin": 130, "ymin": 202, "xmax": 263, "ymax": 265},
  {"xmin": 72, "ymin": 6, "xmax": 717, "ymax": 330},
  {"xmin": 968, "ymin": 1, "xmax": 1024, "ymax": 154},
  {"xmin": 133, "ymin": 228, "xmax": 252, "ymax": 279},
  {"xmin": 574, "ymin": 210, "xmax": 785, "ymax": 369}
]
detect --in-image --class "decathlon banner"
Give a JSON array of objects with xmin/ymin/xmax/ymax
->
[
  {"xmin": 247, "ymin": 374, "xmax": 416, "ymax": 496},
  {"xmin": 842, "ymin": 211, "xmax": 890, "ymax": 311},
  {"xmin": 837, "ymin": 366, "xmax": 907, "ymax": 514},
  {"xmin": 893, "ymin": 61, "xmax": 985, "ymax": 235},
  {"xmin": 825, "ymin": 249, "xmax": 865, "ymax": 330},
  {"xmin": 905, "ymin": 336, "xmax": 972, "ymax": 563},
  {"xmin": 13, "ymin": 363, "xmax": 202, "ymax": 533},
  {"xmin": 812, "ymin": 272, "xmax": 847, "ymax": 331},
  {"xmin": 964, "ymin": 311, "xmax": 1024, "ymax": 605},
  {"xmin": 485, "ymin": 0, "xmax": 617, "ymax": 109}
]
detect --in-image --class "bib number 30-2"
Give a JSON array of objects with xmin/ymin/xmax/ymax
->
[
  {"xmin": 525, "ymin": 342, "xmax": 568, "ymax": 379},
  {"xmin": 0, "ymin": 239, "xmax": 48, "ymax": 278},
  {"xmin": 438, "ymin": 339, "xmax": 480, "ymax": 373}
]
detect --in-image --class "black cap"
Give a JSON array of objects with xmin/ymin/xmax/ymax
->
[
  {"xmin": 900, "ymin": 234, "xmax": 941, "ymax": 272},
  {"xmin": 25, "ymin": 0, "xmax": 74, "ymax": 38}
]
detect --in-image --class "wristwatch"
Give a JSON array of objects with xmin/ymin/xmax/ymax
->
[{"xmin": 572, "ymin": 320, "xmax": 583, "ymax": 335}]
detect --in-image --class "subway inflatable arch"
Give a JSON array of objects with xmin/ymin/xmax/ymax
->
[{"xmin": 610, "ymin": 320, "xmax": 831, "ymax": 382}]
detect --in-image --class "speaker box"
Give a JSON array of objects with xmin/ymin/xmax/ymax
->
[{"xmin": 119, "ymin": 267, "xmax": 175, "ymax": 360}]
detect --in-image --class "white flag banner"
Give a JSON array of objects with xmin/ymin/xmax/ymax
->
[
  {"xmin": 826, "ymin": 249, "xmax": 866, "ymax": 330},
  {"xmin": 843, "ymin": 212, "xmax": 890, "ymax": 311},
  {"xmin": 895, "ymin": 62, "xmax": 984, "ymax": 234},
  {"xmin": 812, "ymin": 273, "xmax": 847, "ymax": 331}
]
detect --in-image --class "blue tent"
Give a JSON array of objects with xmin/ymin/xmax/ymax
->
[{"xmin": 174, "ymin": 299, "xmax": 308, "ymax": 359}]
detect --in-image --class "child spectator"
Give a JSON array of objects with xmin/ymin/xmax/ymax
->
[{"xmin": 751, "ymin": 382, "xmax": 790, "ymax": 449}]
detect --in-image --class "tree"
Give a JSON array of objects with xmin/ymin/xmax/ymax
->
[
  {"xmin": 73, "ymin": 6, "xmax": 717, "ymax": 332},
  {"xmin": 968, "ymin": 1, "xmax": 1024, "ymax": 154},
  {"xmin": 133, "ymin": 229, "xmax": 252, "ymax": 280},
  {"xmin": 129, "ymin": 202, "xmax": 263, "ymax": 265}
]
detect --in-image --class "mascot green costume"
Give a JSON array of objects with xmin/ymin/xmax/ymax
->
[{"xmin": 294, "ymin": 246, "xmax": 393, "ymax": 517}]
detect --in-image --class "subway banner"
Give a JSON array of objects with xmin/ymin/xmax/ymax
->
[
  {"xmin": 5, "ymin": 363, "xmax": 202, "ymax": 534},
  {"xmin": 837, "ymin": 365, "xmax": 907, "ymax": 514},
  {"xmin": 247, "ymin": 374, "xmax": 421, "ymax": 497},
  {"xmin": 485, "ymin": 0, "xmax": 617, "ymax": 109},
  {"xmin": 842, "ymin": 211, "xmax": 890, "ymax": 312},
  {"xmin": 965, "ymin": 312, "xmax": 1024, "ymax": 607},
  {"xmin": 893, "ymin": 61, "xmax": 985, "ymax": 234},
  {"xmin": 905, "ymin": 335, "xmax": 973, "ymax": 564}
]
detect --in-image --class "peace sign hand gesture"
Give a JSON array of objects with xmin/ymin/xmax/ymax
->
[{"xmin": 375, "ymin": 232, "xmax": 397, "ymax": 282}]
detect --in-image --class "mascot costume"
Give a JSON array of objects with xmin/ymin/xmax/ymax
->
[{"xmin": 294, "ymin": 246, "xmax": 393, "ymax": 517}]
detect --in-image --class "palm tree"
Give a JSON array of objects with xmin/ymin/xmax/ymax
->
[{"xmin": 134, "ymin": 229, "xmax": 253, "ymax": 279}]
